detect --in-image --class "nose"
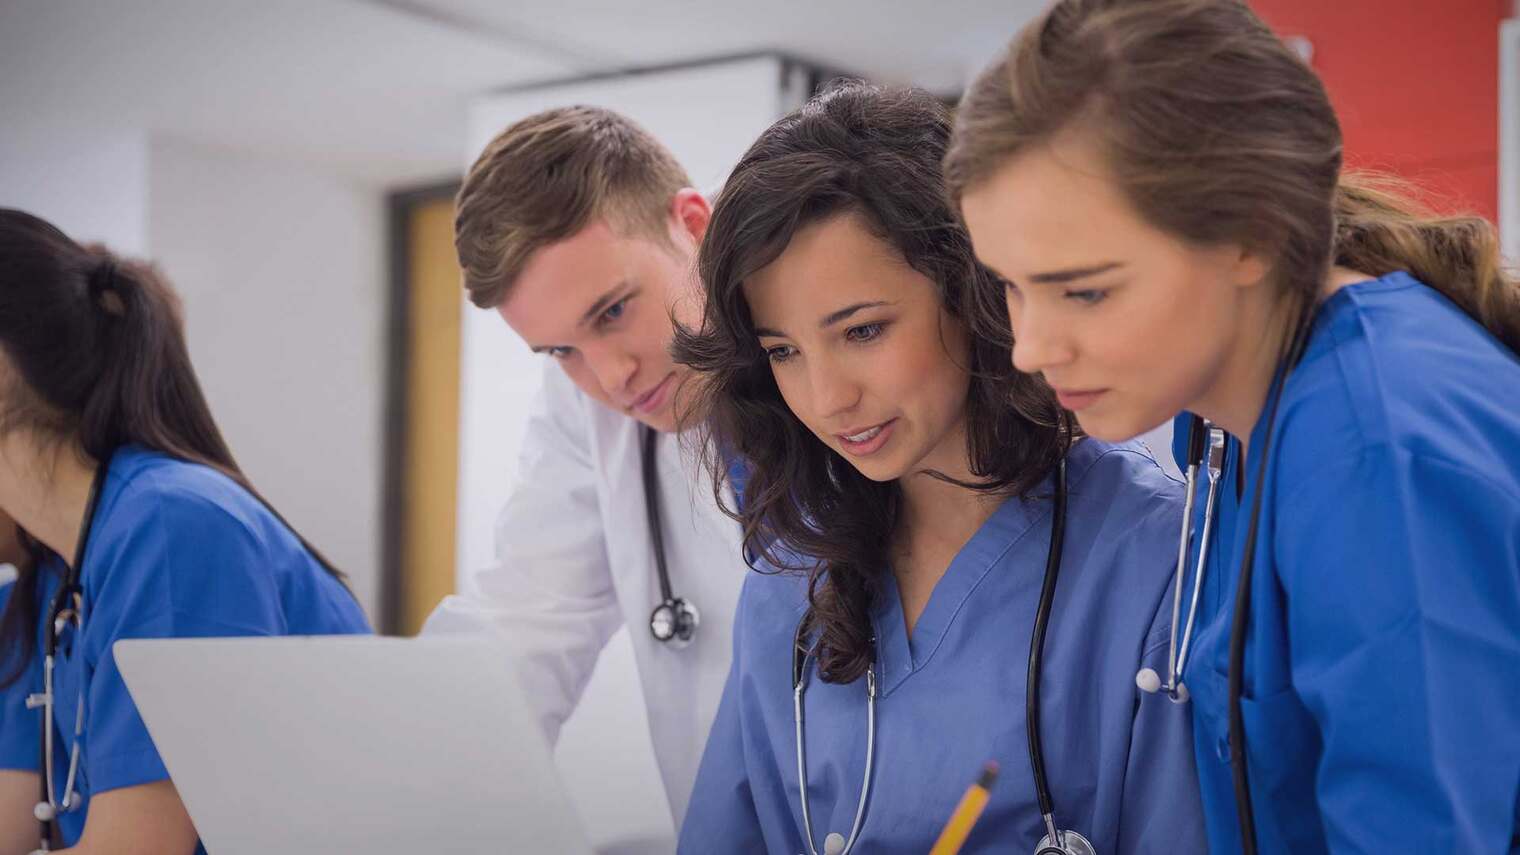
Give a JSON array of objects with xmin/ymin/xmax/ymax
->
[
  {"xmin": 1009, "ymin": 301, "xmax": 1075, "ymax": 376},
  {"xmin": 583, "ymin": 340, "xmax": 639, "ymax": 399},
  {"xmin": 805, "ymin": 353, "xmax": 861, "ymax": 424}
]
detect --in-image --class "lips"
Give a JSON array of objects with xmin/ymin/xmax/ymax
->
[
  {"xmin": 835, "ymin": 418, "xmax": 896, "ymax": 457},
  {"xmin": 1052, "ymin": 388, "xmax": 1107, "ymax": 411},
  {"xmin": 631, "ymin": 373, "xmax": 675, "ymax": 415}
]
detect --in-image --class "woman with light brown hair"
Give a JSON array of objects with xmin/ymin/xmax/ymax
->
[{"xmin": 946, "ymin": 0, "xmax": 1520, "ymax": 852}]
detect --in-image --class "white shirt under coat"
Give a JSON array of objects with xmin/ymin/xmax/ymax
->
[{"xmin": 423, "ymin": 361, "xmax": 747, "ymax": 827}]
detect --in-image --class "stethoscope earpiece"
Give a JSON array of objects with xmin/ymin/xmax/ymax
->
[{"xmin": 1135, "ymin": 667, "xmax": 1191, "ymax": 704}]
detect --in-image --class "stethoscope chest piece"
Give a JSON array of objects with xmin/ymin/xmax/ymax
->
[
  {"xmin": 1036, "ymin": 828, "xmax": 1096, "ymax": 855},
  {"xmin": 649, "ymin": 597, "xmax": 700, "ymax": 648}
]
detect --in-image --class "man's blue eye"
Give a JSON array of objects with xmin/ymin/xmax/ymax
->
[{"xmin": 600, "ymin": 299, "xmax": 628, "ymax": 324}]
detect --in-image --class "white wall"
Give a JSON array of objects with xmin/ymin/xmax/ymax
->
[
  {"xmin": 148, "ymin": 138, "xmax": 387, "ymax": 618},
  {"xmin": 455, "ymin": 56, "xmax": 804, "ymax": 851},
  {"xmin": 0, "ymin": 123, "xmax": 149, "ymax": 255}
]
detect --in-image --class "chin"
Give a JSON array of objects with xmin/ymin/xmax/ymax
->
[
  {"xmin": 835, "ymin": 453, "xmax": 904, "ymax": 484},
  {"xmin": 638, "ymin": 411, "xmax": 680, "ymax": 433},
  {"xmin": 1071, "ymin": 409, "xmax": 1153, "ymax": 443}
]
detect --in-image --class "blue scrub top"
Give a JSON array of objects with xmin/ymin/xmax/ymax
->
[
  {"xmin": 0, "ymin": 446, "xmax": 371, "ymax": 851},
  {"xmin": 680, "ymin": 439, "xmax": 1207, "ymax": 853},
  {"xmin": 1172, "ymin": 271, "xmax": 1520, "ymax": 853}
]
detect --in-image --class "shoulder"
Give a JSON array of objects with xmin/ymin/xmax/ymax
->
[
  {"xmin": 732, "ymin": 560, "xmax": 811, "ymax": 650},
  {"xmin": 1274, "ymin": 273, "xmax": 1520, "ymax": 496},
  {"xmin": 1061, "ymin": 439, "xmax": 1185, "ymax": 634},
  {"xmin": 102, "ymin": 449, "xmax": 268, "ymax": 543},
  {"xmin": 1067, "ymin": 437, "xmax": 1185, "ymax": 522}
]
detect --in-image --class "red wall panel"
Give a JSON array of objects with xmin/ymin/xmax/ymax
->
[{"xmin": 1250, "ymin": 0, "xmax": 1505, "ymax": 220}]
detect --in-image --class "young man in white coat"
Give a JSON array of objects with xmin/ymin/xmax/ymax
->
[{"xmin": 424, "ymin": 106, "xmax": 745, "ymax": 828}]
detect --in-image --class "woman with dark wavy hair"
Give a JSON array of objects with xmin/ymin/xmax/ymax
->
[
  {"xmin": 674, "ymin": 83, "xmax": 1204, "ymax": 854},
  {"xmin": 948, "ymin": 0, "xmax": 1520, "ymax": 851}
]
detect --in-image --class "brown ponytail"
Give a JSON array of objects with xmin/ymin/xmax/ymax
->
[{"xmin": 1334, "ymin": 174, "xmax": 1520, "ymax": 354}]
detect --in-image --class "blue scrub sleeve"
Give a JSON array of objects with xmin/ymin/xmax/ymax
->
[
  {"xmin": 678, "ymin": 592, "xmax": 765, "ymax": 852},
  {"xmin": 1277, "ymin": 448, "xmax": 1520, "ymax": 853},
  {"xmin": 1117, "ymin": 568, "xmax": 1208, "ymax": 853},
  {"xmin": 80, "ymin": 493, "xmax": 297, "ymax": 796},
  {"xmin": 0, "ymin": 583, "xmax": 42, "ymax": 773}
]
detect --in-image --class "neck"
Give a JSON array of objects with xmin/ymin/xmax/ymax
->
[
  {"xmin": 1191, "ymin": 266, "xmax": 1371, "ymax": 459},
  {"xmin": 0, "ymin": 432, "xmax": 99, "ymax": 567},
  {"xmin": 1191, "ymin": 286, "xmax": 1302, "ymax": 456},
  {"xmin": 893, "ymin": 421, "xmax": 1002, "ymax": 578}
]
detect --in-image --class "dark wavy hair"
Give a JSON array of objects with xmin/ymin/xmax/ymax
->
[
  {"xmin": 0, "ymin": 209, "xmax": 350, "ymax": 688},
  {"xmin": 673, "ymin": 83, "xmax": 1073, "ymax": 684}
]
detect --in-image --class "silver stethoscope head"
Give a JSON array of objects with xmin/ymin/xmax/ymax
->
[
  {"xmin": 1037, "ymin": 817, "xmax": 1098, "ymax": 855},
  {"xmin": 649, "ymin": 597, "xmax": 700, "ymax": 648},
  {"xmin": 1137, "ymin": 420, "xmax": 1226, "ymax": 705}
]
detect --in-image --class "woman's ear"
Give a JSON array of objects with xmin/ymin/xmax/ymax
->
[{"xmin": 1230, "ymin": 244, "xmax": 1274, "ymax": 291}]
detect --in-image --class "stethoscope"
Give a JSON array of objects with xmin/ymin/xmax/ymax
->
[
  {"xmin": 790, "ymin": 455, "xmax": 1096, "ymax": 855},
  {"xmin": 1136, "ymin": 415, "xmax": 1226, "ymax": 702},
  {"xmin": 1136, "ymin": 313, "xmax": 1317, "ymax": 855},
  {"xmin": 641, "ymin": 426, "xmax": 700, "ymax": 647},
  {"xmin": 26, "ymin": 450, "xmax": 113, "ymax": 855}
]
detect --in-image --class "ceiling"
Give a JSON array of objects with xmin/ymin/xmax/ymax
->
[{"xmin": 0, "ymin": 0, "xmax": 1043, "ymax": 185}]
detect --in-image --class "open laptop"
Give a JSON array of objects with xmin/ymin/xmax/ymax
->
[{"xmin": 114, "ymin": 635, "xmax": 595, "ymax": 855}]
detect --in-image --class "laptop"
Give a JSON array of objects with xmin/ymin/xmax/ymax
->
[{"xmin": 114, "ymin": 635, "xmax": 595, "ymax": 855}]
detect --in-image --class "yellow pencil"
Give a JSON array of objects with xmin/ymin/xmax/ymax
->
[{"xmin": 928, "ymin": 761, "xmax": 999, "ymax": 855}]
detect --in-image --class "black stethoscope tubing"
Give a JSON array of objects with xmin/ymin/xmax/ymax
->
[
  {"xmin": 35, "ymin": 449, "xmax": 114, "ymax": 852},
  {"xmin": 791, "ymin": 452, "xmax": 1093, "ymax": 855},
  {"xmin": 642, "ymin": 426, "xmax": 699, "ymax": 646},
  {"xmin": 1227, "ymin": 307, "xmax": 1317, "ymax": 855}
]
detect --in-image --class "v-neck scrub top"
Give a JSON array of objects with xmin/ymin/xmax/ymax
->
[
  {"xmin": 0, "ymin": 446, "xmax": 371, "ymax": 851},
  {"xmin": 679, "ymin": 439, "xmax": 1207, "ymax": 853}
]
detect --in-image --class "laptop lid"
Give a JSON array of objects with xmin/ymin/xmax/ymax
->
[{"xmin": 115, "ymin": 635, "xmax": 594, "ymax": 855}]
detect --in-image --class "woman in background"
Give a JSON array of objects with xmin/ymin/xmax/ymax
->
[{"xmin": 0, "ymin": 209, "xmax": 370, "ymax": 855}]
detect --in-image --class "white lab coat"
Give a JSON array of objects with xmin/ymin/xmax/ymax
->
[{"xmin": 423, "ymin": 361, "xmax": 747, "ymax": 827}]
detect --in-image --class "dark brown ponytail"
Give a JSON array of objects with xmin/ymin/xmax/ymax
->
[{"xmin": 0, "ymin": 208, "xmax": 349, "ymax": 687}]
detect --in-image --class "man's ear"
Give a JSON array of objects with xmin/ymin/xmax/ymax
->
[{"xmin": 670, "ymin": 188, "xmax": 711, "ymax": 245}]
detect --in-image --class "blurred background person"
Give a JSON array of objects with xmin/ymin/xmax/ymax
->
[{"xmin": 0, "ymin": 209, "xmax": 369, "ymax": 855}]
